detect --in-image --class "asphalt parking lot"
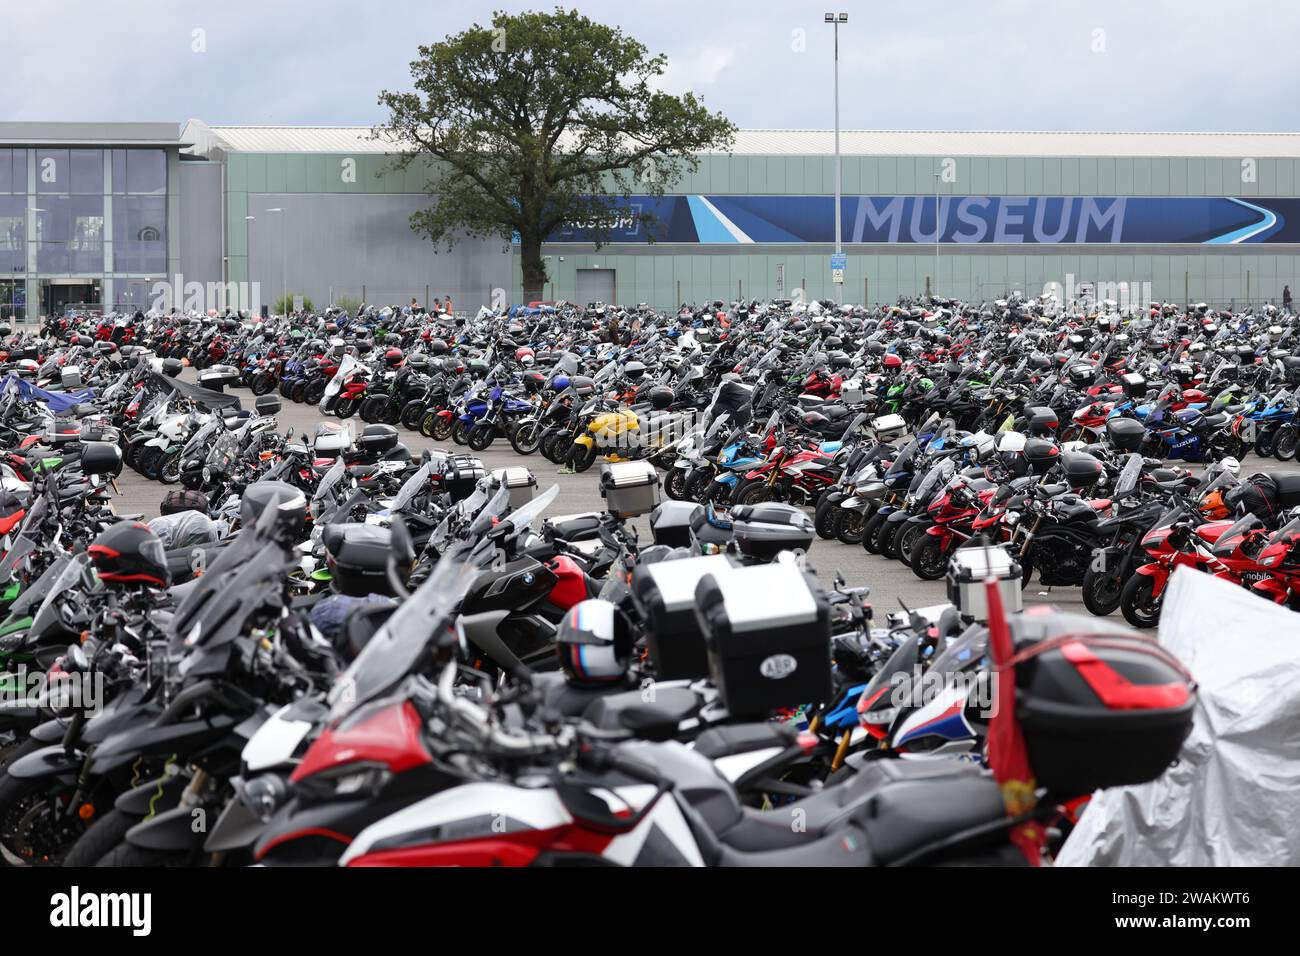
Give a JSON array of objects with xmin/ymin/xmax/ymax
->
[{"xmin": 114, "ymin": 375, "xmax": 1300, "ymax": 620}]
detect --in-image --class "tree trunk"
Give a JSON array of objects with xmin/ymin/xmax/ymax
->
[{"xmin": 520, "ymin": 236, "xmax": 547, "ymax": 305}]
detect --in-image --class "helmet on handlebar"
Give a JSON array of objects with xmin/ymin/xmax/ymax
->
[
  {"xmin": 88, "ymin": 521, "xmax": 170, "ymax": 589},
  {"xmin": 556, "ymin": 599, "xmax": 633, "ymax": 685}
]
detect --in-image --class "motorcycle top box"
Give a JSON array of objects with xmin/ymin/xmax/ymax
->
[
  {"xmin": 1120, "ymin": 372, "xmax": 1148, "ymax": 399},
  {"xmin": 1061, "ymin": 451, "xmax": 1104, "ymax": 489},
  {"xmin": 648, "ymin": 500, "xmax": 701, "ymax": 549},
  {"xmin": 695, "ymin": 562, "xmax": 832, "ymax": 718},
  {"xmin": 488, "ymin": 467, "xmax": 537, "ymax": 510},
  {"xmin": 358, "ymin": 424, "xmax": 399, "ymax": 454},
  {"xmin": 322, "ymin": 524, "xmax": 393, "ymax": 597},
  {"xmin": 946, "ymin": 544, "xmax": 1023, "ymax": 620},
  {"xmin": 871, "ymin": 413, "xmax": 907, "ymax": 441},
  {"xmin": 728, "ymin": 502, "xmax": 814, "ymax": 561},
  {"xmin": 600, "ymin": 460, "xmax": 661, "ymax": 518},
  {"xmin": 1024, "ymin": 407, "xmax": 1059, "ymax": 436},
  {"xmin": 443, "ymin": 456, "xmax": 487, "ymax": 502},
  {"xmin": 632, "ymin": 554, "xmax": 733, "ymax": 680},
  {"xmin": 1010, "ymin": 613, "xmax": 1196, "ymax": 796},
  {"xmin": 1105, "ymin": 417, "xmax": 1145, "ymax": 452}
]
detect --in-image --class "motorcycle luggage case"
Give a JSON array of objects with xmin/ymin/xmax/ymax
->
[
  {"xmin": 1105, "ymin": 417, "xmax": 1145, "ymax": 452},
  {"xmin": 694, "ymin": 562, "xmax": 832, "ymax": 718},
  {"xmin": 60, "ymin": 366, "xmax": 83, "ymax": 389},
  {"xmin": 600, "ymin": 461, "xmax": 661, "ymax": 518},
  {"xmin": 727, "ymin": 503, "xmax": 814, "ymax": 561},
  {"xmin": 648, "ymin": 500, "xmax": 701, "ymax": 548},
  {"xmin": 444, "ymin": 457, "xmax": 486, "ymax": 502},
  {"xmin": 358, "ymin": 424, "xmax": 398, "ymax": 454},
  {"xmin": 488, "ymin": 467, "xmax": 537, "ymax": 509},
  {"xmin": 1120, "ymin": 373, "xmax": 1147, "ymax": 399},
  {"xmin": 78, "ymin": 440, "xmax": 123, "ymax": 478},
  {"xmin": 160, "ymin": 489, "xmax": 210, "ymax": 516},
  {"xmin": 1025, "ymin": 406, "xmax": 1059, "ymax": 436},
  {"xmin": 633, "ymin": 554, "xmax": 733, "ymax": 680},
  {"xmin": 946, "ymin": 544, "xmax": 1023, "ymax": 620},
  {"xmin": 1061, "ymin": 452, "xmax": 1104, "ymax": 489},
  {"xmin": 160, "ymin": 357, "xmax": 184, "ymax": 378},
  {"xmin": 1023, "ymin": 438, "xmax": 1060, "ymax": 475},
  {"xmin": 323, "ymin": 524, "xmax": 393, "ymax": 597},
  {"xmin": 1012, "ymin": 614, "xmax": 1195, "ymax": 795},
  {"xmin": 871, "ymin": 413, "xmax": 907, "ymax": 441},
  {"xmin": 197, "ymin": 369, "xmax": 229, "ymax": 392}
]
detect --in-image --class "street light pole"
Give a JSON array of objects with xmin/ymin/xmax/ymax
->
[
  {"xmin": 825, "ymin": 13, "xmax": 847, "ymax": 304},
  {"xmin": 934, "ymin": 172, "xmax": 941, "ymax": 300}
]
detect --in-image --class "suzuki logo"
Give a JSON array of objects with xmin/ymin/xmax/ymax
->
[{"xmin": 760, "ymin": 654, "xmax": 798, "ymax": 680}]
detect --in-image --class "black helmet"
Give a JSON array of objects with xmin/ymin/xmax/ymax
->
[
  {"xmin": 556, "ymin": 599, "xmax": 633, "ymax": 684},
  {"xmin": 429, "ymin": 338, "xmax": 449, "ymax": 355},
  {"xmin": 647, "ymin": 386, "xmax": 674, "ymax": 410},
  {"xmin": 624, "ymin": 360, "xmax": 647, "ymax": 382},
  {"xmin": 88, "ymin": 521, "xmax": 169, "ymax": 589}
]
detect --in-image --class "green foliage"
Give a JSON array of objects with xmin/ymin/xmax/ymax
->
[
  {"xmin": 333, "ymin": 295, "xmax": 362, "ymax": 314},
  {"xmin": 376, "ymin": 7, "xmax": 736, "ymax": 298},
  {"xmin": 275, "ymin": 294, "xmax": 314, "ymax": 315}
]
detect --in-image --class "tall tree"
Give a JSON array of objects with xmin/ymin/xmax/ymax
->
[{"xmin": 376, "ymin": 7, "xmax": 736, "ymax": 303}]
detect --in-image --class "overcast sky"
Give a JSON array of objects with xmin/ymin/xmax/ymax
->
[{"xmin": 8, "ymin": 0, "xmax": 1299, "ymax": 132}]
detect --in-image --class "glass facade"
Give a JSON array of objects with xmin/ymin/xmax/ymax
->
[{"xmin": 0, "ymin": 146, "xmax": 169, "ymax": 322}]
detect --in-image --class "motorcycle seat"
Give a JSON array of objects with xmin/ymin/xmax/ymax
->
[
  {"xmin": 692, "ymin": 722, "xmax": 797, "ymax": 761},
  {"xmin": 821, "ymin": 405, "xmax": 851, "ymax": 419},
  {"xmin": 1086, "ymin": 499, "xmax": 1112, "ymax": 510},
  {"xmin": 1200, "ymin": 412, "xmax": 1230, "ymax": 429}
]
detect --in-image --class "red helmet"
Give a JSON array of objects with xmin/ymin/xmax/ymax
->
[
  {"xmin": 382, "ymin": 348, "xmax": 405, "ymax": 368},
  {"xmin": 883, "ymin": 354, "xmax": 903, "ymax": 369}
]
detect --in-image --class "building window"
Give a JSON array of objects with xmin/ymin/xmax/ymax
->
[
  {"xmin": 111, "ymin": 149, "xmax": 166, "ymax": 195},
  {"xmin": 69, "ymin": 149, "xmax": 104, "ymax": 194},
  {"xmin": 34, "ymin": 195, "xmax": 104, "ymax": 273},
  {"xmin": 0, "ymin": 150, "xmax": 26, "ymax": 194},
  {"xmin": 112, "ymin": 195, "xmax": 166, "ymax": 273},
  {"xmin": 0, "ymin": 196, "xmax": 24, "ymax": 273}
]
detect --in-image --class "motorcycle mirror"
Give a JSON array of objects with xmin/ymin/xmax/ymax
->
[{"xmin": 65, "ymin": 642, "xmax": 87, "ymax": 673}]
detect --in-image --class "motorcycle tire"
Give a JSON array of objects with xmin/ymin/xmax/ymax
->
[
  {"xmin": 1254, "ymin": 428, "xmax": 1277, "ymax": 459},
  {"xmin": 568, "ymin": 442, "xmax": 599, "ymax": 473},
  {"xmin": 335, "ymin": 398, "xmax": 359, "ymax": 419},
  {"xmin": 359, "ymin": 395, "xmax": 390, "ymax": 424},
  {"xmin": 159, "ymin": 450, "xmax": 183, "ymax": 485},
  {"xmin": 431, "ymin": 415, "xmax": 455, "ymax": 443},
  {"xmin": 876, "ymin": 519, "xmax": 902, "ymax": 560},
  {"xmin": 833, "ymin": 508, "xmax": 866, "ymax": 545},
  {"xmin": 1273, "ymin": 427, "xmax": 1299, "ymax": 462},
  {"xmin": 0, "ymin": 772, "xmax": 84, "ymax": 867},
  {"xmin": 251, "ymin": 373, "xmax": 277, "ymax": 396},
  {"xmin": 303, "ymin": 380, "xmax": 325, "ymax": 405},
  {"xmin": 510, "ymin": 420, "xmax": 542, "ymax": 456},
  {"xmin": 62, "ymin": 809, "xmax": 136, "ymax": 868},
  {"xmin": 400, "ymin": 401, "xmax": 427, "ymax": 432},
  {"xmin": 137, "ymin": 446, "xmax": 164, "ymax": 481},
  {"xmin": 814, "ymin": 502, "xmax": 839, "ymax": 539},
  {"xmin": 467, "ymin": 425, "xmax": 495, "ymax": 451},
  {"xmin": 1119, "ymin": 573, "xmax": 1162, "ymax": 629},
  {"xmin": 896, "ymin": 524, "xmax": 926, "ymax": 567},
  {"xmin": 735, "ymin": 480, "xmax": 774, "ymax": 506},
  {"xmin": 451, "ymin": 420, "xmax": 471, "ymax": 445},
  {"xmin": 664, "ymin": 467, "xmax": 690, "ymax": 500},
  {"xmin": 540, "ymin": 431, "xmax": 568, "ymax": 465},
  {"xmin": 1081, "ymin": 562, "xmax": 1126, "ymax": 617},
  {"xmin": 909, "ymin": 534, "xmax": 950, "ymax": 581},
  {"xmin": 290, "ymin": 381, "xmax": 309, "ymax": 404},
  {"xmin": 682, "ymin": 469, "xmax": 712, "ymax": 503},
  {"xmin": 861, "ymin": 512, "xmax": 885, "ymax": 554}
]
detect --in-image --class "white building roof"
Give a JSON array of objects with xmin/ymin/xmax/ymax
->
[{"xmin": 181, "ymin": 120, "xmax": 1300, "ymax": 159}]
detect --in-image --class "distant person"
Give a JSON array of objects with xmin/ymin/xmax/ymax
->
[
  {"xmin": 442, "ymin": 295, "xmax": 453, "ymax": 315},
  {"xmin": 1284, "ymin": 285, "xmax": 1293, "ymax": 312},
  {"xmin": 432, "ymin": 297, "xmax": 442, "ymax": 315}
]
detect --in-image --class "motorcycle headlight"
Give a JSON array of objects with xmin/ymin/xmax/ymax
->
[
  {"xmin": 201, "ymin": 466, "xmax": 212, "ymax": 483},
  {"xmin": 239, "ymin": 774, "xmax": 289, "ymax": 822}
]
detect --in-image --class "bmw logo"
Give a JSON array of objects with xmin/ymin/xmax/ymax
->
[{"xmin": 522, "ymin": 571, "xmax": 535, "ymax": 585}]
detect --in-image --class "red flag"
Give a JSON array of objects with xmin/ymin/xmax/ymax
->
[{"xmin": 984, "ymin": 578, "xmax": 1048, "ymax": 866}]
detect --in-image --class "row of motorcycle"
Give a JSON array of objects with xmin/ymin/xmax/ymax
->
[{"xmin": 0, "ymin": 292, "xmax": 1292, "ymax": 866}]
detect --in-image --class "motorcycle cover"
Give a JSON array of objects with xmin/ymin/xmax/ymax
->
[
  {"xmin": 143, "ymin": 371, "xmax": 242, "ymax": 412},
  {"xmin": 1, "ymin": 374, "xmax": 96, "ymax": 413},
  {"xmin": 1058, "ymin": 567, "xmax": 1300, "ymax": 866}
]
